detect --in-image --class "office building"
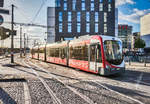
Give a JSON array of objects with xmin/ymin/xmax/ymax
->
[
  {"xmin": 47, "ymin": 0, "xmax": 116, "ymax": 42},
  {"xmin": 118, "ymin": 24, "xmax": 132, "ymax": 48}
]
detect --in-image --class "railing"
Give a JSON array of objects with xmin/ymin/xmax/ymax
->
[{"xmin": 124, "ymin": 52, "xmax": 150, "ymax": 67}]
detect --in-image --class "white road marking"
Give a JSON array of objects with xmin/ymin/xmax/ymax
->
[
  {"xmin": 23, "ymin": 60, "xmax": 62, "ymax": 104},
  {"xmin": 23, "ymin": 82, "xmax": 31, "ymax": 104},
  {"xmin": 136, "ymin": 73, "xmax": 143, "ymax": 90}
]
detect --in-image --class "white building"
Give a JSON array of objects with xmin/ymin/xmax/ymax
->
[{"xmin": 140, "ymin": 13, "xmax": 150, "ymax": 48}]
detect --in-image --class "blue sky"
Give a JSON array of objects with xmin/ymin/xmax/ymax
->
[
  {"xmin": 1, "ymin": 0, "xmax": 150, "ymax": 47},
  {"xmin": 3, "ymin": 0, "xmax": 150, "ymax": 33},
  {"xmin": 117, "ymin": 0, "xmax": 150, "ymax": 32}
]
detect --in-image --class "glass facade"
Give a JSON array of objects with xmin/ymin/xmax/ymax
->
[
  {"xmin": 108, "ymin": 4, "xmax": 111, "ymax": 12},
  {"xmin": 95, "ymin": 23, "xmax": 98, "ymax": 33},
  {"xmin": 104, "ymin": 24, "xmax": 107, "ymax": 33},
  {"xmin": 104, "ymin": 12, "xmax": 107, "ymax": 22},
  {"xmin": 64, "ymin": 2, "xmax": 67, "ymax": 11},
  {"xmin": 77, "ymin": 23, "xmax": 81, "ymax": 33},
  {"xmin": 68, "ymin": 23, "xmax": 72, "ymax": 32},
  {"xmin": 72, "ymin": 0, "xmax": 76, "ymax": 10},
  {"xmin": 108, "ymin": 0, "xmax": 112, "ymax": 2},
  {"xmin": 82, "ymin": 2, "xmax": 85, "ymax": 10},
  {"xmin": 95, "ymin": 12, "xmax": 98, "ymax": 22},
  {"xmin": 141, "ymin": 34, "xmax": 150, "ymax": 48},
  {"xmin": 52, "ymin": 0, "xmax": 115, "ymax": 41},
  {"xmin": 100, "ymin": 0, "xmax": 103, "ymax": 2},
  {"xmin": 59, "ymin": 23, "xmax": 62, "ymax": 32},
  {"xmin": 59, "ymin": 12, "xmax": 63, "ymax": 22},
  {"xmin": 86, "ymin": 12, "xmax": 90, "ymax": 22},
  {"xmin": 91, "ymin": 3, "xmax": 94, "ymax": 11},
  {"xmin": 55, "ymin": 0, "xmax": 60, "ymax": 7},
  {"xmin": 86, "ymin": 23, "xmax": 90, "ymax": 33},
  {"xmin": 99, "ymin": 3, "xmax": 103, "ymax": 11},
  {"xmin": 77, "ymin": 12, "xmax": 81, "ymax": 22},
  {"xmin": 68, "ymin": 12, "xmax": 72, "ymax": 22}
]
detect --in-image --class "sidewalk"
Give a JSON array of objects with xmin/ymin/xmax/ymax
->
[
  {"xmin": 125, "ymin": 62, "xmax": 150, "ymax": 69},
  {"xmin": 0, "ymin": 60, "xmax": 35, "ymax": 80}
]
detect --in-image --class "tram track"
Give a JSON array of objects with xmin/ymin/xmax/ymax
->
[
  {"xmin": 27, "ymin": 58, "xmax": 149, "ymax": 104},
  {"xmin": 23, "ymin": 59, "xmax": 62, "ymax": 104},
  {"xmin": 25, "ymin": 58, "xmax": 96, "ymax": 104}
]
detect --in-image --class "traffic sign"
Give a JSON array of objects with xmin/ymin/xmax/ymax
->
[
  {"xmin": 0, "ymin": 15, "xmax": 3, "ymax": 25},
  {"xmin": 0, "ymin": 9, "xmax": 9, "ymax": 15}
]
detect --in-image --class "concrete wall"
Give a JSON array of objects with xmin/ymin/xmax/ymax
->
[{"xmin": 47, "ymin": 7, "xmax": 55, "ymax": 43}]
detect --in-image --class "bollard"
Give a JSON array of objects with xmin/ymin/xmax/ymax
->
[
  {"xmin": 144, "ymin": 56, "xmax": 146, "ymax": 67},
  {"xmin": 129, "ymin": 56, "xmax": 131, "ymax": 65}
]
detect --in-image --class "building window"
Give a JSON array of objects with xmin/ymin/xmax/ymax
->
[
  {"xmin": 86, "ymin": 12, "xmax": 90, "ymax": 22},
  {"xmin": 77, "ymin": 12, "xmax": 81, "ymax": 22},
  {"xmin": 86, "ymin": 23, "xmax": 90, "ymax": 33},
  {"xmin": 99, "ymin": 3, "xmax": 103, "ymax": 11},
  {"xmin": 55, "ymin": 0, "xmax": 60, "ymax": 7},
  {"xmin": 108, "ymin": 0, "xmax": 112, "ymax": 2},
  {"xmin": 82, "ymin": 2, "xmax": 85, "ymax": 10},
  {"xmin": 95, "ymin": 12, "xmax": 98, "ymax": 22},
  {"xmin": 104, "ymin": 24, "xmax": 107, "ymax": 33},
  {"xmin": 77, "ymin": 23, "xmax": 81, "ymax": 33},
  {"xmin": 68, "ymin": 23, "xmax": 72, "ymax": 32},
  {"xmin": 108, "ymin": 4, "xmax": 111, "ymax": 12},
  {"xmin": 91, "ymin": 3, "xmax": 94, "ymax": 11},
  {"xmin": 104, "ymin": 12, "xmax": 107, "ymax": 22},
  {"xmin": 64, "ymin": 2, "xmax": 67, "ymax": 11},
  {"xmin": 99, "ymin": 0, "xmax": 103, "ymax": 2},
  {"xmin": 72, "ymin": 0, "xmax": 76, "ymax": 10},
  {"xmin": 68, "ymin": 12, "xmax": 72, "ymax": 22},
  {"xmin": 59, "ymin": 12, "xmax": 63, "ymax": 22},
  {"xmin": 95, "ymin": 23, "xmax": 98, "ymax": 33},
  {"xmin": 59, "ymin": 23, "xmax": 62, "ymax": 32}
]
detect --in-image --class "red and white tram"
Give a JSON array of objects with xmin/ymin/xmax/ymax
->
[{"xmin": 31, "ymin": 35, "xmax": 125, "ymax": 76}]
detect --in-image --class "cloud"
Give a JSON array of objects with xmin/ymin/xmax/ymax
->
[
  {"xmin": 116, "ymin": 0, "xmax": 135, "ymax": 7},
  {"xmin": 119, "ymin": 8, "xmax": 150, "ymax": 24}
]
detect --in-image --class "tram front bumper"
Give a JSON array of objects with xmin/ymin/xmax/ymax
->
[{"xmin": 99, "ymin": 67, "xmax": 125, "ymax": 76}]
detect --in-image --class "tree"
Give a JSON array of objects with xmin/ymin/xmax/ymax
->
[{"xmin": 134, "ymin": 38, "xmax": 146, "ymax": 48}]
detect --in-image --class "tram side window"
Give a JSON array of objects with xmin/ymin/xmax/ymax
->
[
  {"xmin": 60, "ymin": 47, "xmax": 66, "ymax": 59},
  {"xmin": 55, "ymin": 48, "xmax": 59, "ymax": 57},
  {"xmin": 31, "ymin": 49, "xmax": 34, "ymax": 55},
  {"xmin": 48, "ymin": 48, "xmax": 55, "ymax": 57},
  {"xmin": 34, "ymin": 49, "xmax": 38, "ymax": 54},
  {"xmin": 90, "ymin": 44, "xmax": 102, "ymax": 62},
  {"xmin": 90, "ymin": 45, "xmax": 96, "ymax": 62},
  {"xmin": 69, "ymin": 45, "xmax": 88, "ymax": 61},
  {"xmin": 97, "ymin": 45, "xmax": 102, "ymax": 62},
  {"xmin": 39, "ymin": 48, "xmax": 44, "ymax": 53}
]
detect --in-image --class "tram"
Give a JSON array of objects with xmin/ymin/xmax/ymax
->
[{"xmin": 31, "ymin": 35, "xmax": 125, "ymax": 76}]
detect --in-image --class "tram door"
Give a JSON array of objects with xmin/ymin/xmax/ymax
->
[{"xmin": 89, "ymin": 44, "xmax": 98, "ymax": 72}]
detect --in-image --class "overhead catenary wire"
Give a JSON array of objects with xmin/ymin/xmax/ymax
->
[{"xmin": 31, "ymin": 0, "xmax": 48, "ymax": 24}]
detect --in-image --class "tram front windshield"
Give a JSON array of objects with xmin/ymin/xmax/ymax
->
[{"xmin": 104, "ymin": 40, "xmax": 123, "ymax": 65}]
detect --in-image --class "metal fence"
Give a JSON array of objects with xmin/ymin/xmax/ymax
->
[{"xmin": 124, "ymin": 53, "xmax": 150, "ymax": 66}]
